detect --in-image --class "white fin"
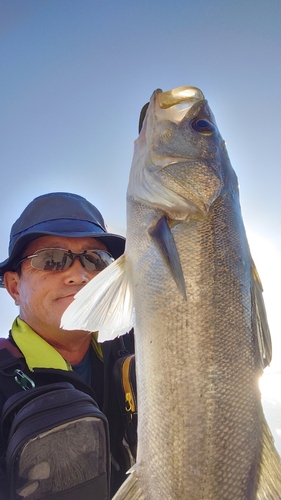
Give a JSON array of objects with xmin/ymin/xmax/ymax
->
[
  {"xmin": 61, "ymin": 255, "xmax": 134, "ymax": 342},
  {"xmin": 112, "ymin": 470, "xmax": 144, "ymax": 500}
]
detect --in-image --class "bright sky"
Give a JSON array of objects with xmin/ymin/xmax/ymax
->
[{"xmin": 0, "ymin": 0, "xmax": 280, "ymax": 373}]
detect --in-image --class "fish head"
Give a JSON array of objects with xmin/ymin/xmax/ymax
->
[{"xmin": 128, "ymin": 86, "xmax": 237, "ymax": 221}]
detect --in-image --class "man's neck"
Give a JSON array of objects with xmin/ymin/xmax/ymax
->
[{"xmin": 47, "ymin": 335, "xmax": 92, "ymax": 365}]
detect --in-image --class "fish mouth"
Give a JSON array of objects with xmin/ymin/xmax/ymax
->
[
  {"xmin": 158, "ymin": 86, "xmax": 204, "ymax": 109},
  {"xmin": 155, "ymin": 86, "xmax": 205, "ymax": 123},
  {"xmin": 138, "ymin": 87, "xmax": 205, "ymax": 132}
]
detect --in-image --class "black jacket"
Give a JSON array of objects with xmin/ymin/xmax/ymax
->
[{"xmin": 0, "ymin": 330, "xmax": 135, "ymax": 498}]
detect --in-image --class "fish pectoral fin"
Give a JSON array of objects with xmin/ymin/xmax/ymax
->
[
  {"xmin": 61, "ymin": 255, "xmax": 134, "ymax": 342},
  {"xmin": 149, "ymin": 215, "xmax": 187, "ymax": 300},
  {"xmin": 251, "ymin": 259, "xmax": 272, "ymax": 368},
  {"xmin": 112, "ymin": 470, "xmax": 144, "ymax": 500}
]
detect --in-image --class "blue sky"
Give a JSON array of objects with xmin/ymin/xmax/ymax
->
[{"xmin": 0, "ymin": 0, "xmax": 280, "ymax": 370}]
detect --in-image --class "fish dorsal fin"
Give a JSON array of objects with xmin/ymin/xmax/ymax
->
[
  {"xmin": 251, "ymin": 259, "xmax": 272, "ymax": 369},
  {"xmin": 61, "ymin": 255, "xmax": 134, "ymax": 342}
]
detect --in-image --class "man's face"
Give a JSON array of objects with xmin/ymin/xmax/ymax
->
[{"xmin": 4, "ymin": 235, "xmax": 108, "ymax": 340}]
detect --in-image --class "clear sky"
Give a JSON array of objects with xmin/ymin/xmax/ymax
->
[{"xmin": 0, "ymin": 0, "xmax": 280, "ymax": 371}]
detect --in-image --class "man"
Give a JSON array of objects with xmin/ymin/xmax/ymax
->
[{"xmin": 0, "ymin": 192, "xmax": 135, "ymax": 498}]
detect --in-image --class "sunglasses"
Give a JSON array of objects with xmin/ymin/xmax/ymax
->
[{"xmin": 16, "ymin": 248, "xmax": 114, "ymax": 272}]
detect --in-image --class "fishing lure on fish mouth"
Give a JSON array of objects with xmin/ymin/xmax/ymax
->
[{"xmin": 62, "ymin": 86, "xmax": 281, "ymax": 500}]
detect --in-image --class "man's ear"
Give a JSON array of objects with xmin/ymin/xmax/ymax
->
[{"xmin": 4, "ymin": 272, "xmax": 21, "ymax": 305}]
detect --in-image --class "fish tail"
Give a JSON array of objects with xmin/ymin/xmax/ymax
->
[{"xmin": 112, "ymin": 470, "xmax": 144, "ymax": 500}]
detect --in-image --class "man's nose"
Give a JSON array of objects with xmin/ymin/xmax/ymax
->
[{"xmin": 63, "ymin": 256, "xmax": 93, "ymax": 284}]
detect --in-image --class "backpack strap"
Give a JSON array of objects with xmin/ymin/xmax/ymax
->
[
  {"xmin": 0, "ymin": 338, "xmax": 34, "ymax": 399},
  {"xmin": 0, "ymin": 339, "xmax": 24, "ymax": 376},
  {"xmin": 0, "ymin": 339, "xmax": 23, "ymax": 361},
  {"xmin": 112, "ymin": 353, "xmax": 137, "ymax": 459},
  {"xmin": 110, "ymin": 335, "xmax": 130, "ymax": 360}
]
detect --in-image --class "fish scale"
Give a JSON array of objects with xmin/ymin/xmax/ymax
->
[
  {"xmin": 125, "ymin": 197, "xmax": 261, "ymax": 499},
  {"xmin": 61, "ymin": 86, "xmax": 281, "ymax": 499}
]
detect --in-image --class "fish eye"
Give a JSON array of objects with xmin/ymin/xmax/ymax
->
[{"xmin": 192, "ymin": 119, "xmax": 216, "ymax": 136}]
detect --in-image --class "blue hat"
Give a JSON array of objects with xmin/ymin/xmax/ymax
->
[{"xmin": 0, "ymin": 192, "xmax": 125, "ymax": 287}]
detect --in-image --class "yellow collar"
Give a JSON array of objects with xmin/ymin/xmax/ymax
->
[
  {"xmin": 11, "ymin": 317, "xmax": 103, "ymax": 372},
  {"xmin": 11, "ymin": 318, "xmax": 71, "ymax": 371}
]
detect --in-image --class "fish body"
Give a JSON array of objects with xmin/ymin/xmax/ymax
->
[{"xmin": 62, "ymin": 86, "xmax": 281, "ymax": 499}]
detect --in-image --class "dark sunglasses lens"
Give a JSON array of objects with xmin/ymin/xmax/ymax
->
[
  {"xmin": 31, "ymin": 249, "xmax": 72, "ymax": 271},
  {"xmin": 83, "ymin": 251, "xmax": 114, "ymax": 271}
]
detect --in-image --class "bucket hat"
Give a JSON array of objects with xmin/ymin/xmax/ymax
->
[{"xmin": 0, "ymin": 192, "xmax": 125, "ymax": 287}]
